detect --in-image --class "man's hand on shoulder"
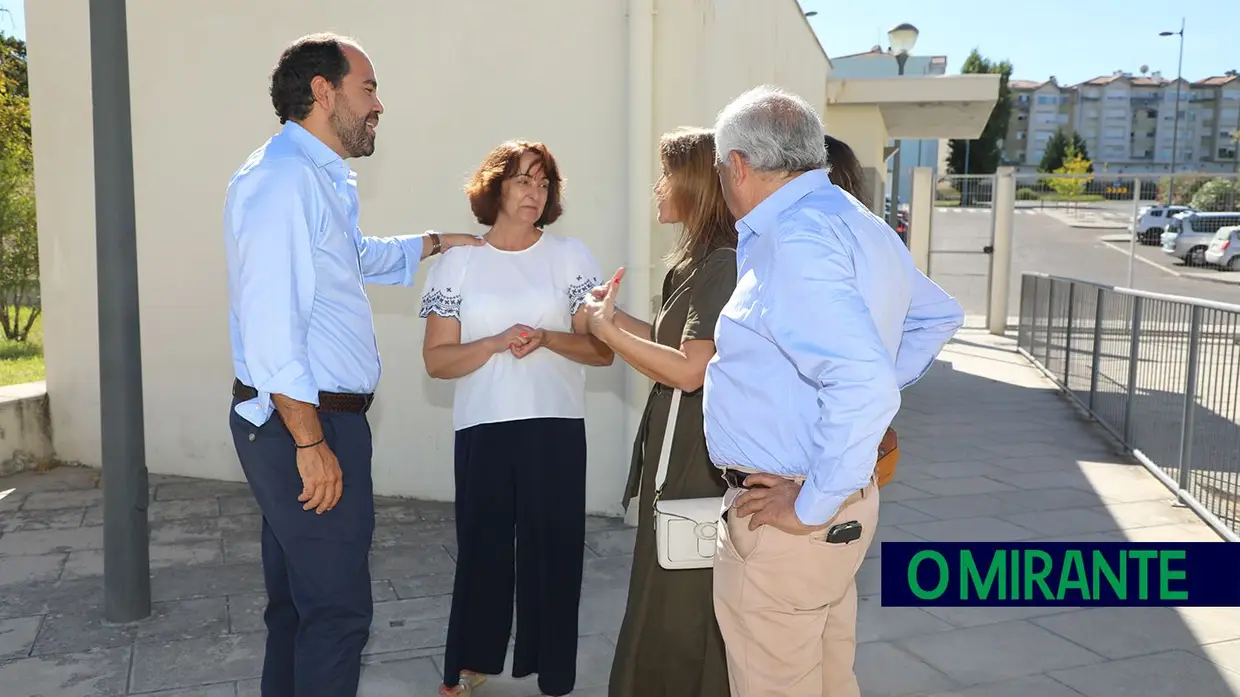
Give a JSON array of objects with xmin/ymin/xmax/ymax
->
[
  {"xmin": 423, "ymin": 231, "xmax": 485, "ymax": 259},
  {"xmin": 440, "ymin": 233, "xmax": 486, "ymax": 250}
]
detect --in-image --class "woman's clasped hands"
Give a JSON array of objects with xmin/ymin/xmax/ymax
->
[{"xmin": 489, "ymin": 323, "xmax": 547, "ymax": 359}]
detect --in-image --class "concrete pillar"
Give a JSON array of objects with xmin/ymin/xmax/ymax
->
[
  {"xmin": 988, "ymin": 166, "xmax": 1016, "ymax": 336},
  {"xmin": 908, "ymin": 167, "xmax": 933, "ymax": 274},
  {"xmin": 862, "ymin": 166, "xmax": 884, "ymax": 217}
]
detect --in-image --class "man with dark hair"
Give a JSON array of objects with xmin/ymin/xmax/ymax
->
[{"xmin": 222, "ymin": 33, "xmax": 482, "ymax": 696}]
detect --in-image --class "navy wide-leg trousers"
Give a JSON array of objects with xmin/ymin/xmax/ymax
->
[
  {"xmin": 442, "ymin": 417, "xmax": 587, "ymax": 697},
  {"xmin": 229, "ymin": 400, "xmax": 375, "ymax": 697}
]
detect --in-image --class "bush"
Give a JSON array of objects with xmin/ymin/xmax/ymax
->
[
  {"xmin": 1188, "ymin": 179, "xmax": 1240, "ymax": 212},
  {"xmin": 1016, "ymin": 187, "xmax": 1039, "ymax": 201},
  {"xmin": 1157, "ymin": 174, "xmax": 1213, "ymax": 206}
]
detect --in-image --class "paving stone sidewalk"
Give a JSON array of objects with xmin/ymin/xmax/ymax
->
[{"xmin": 1, "ymin": 329, "xmax": 1238, "ymax": 696}]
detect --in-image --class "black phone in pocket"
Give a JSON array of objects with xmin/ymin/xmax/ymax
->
[{"xmin": 826, "ymin": 520, "xmax": 863, "ymax": 544}]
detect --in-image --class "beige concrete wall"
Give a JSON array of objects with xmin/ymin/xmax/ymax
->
[
  {"xmin": 0, "ymin": 383, "xmax": 54, "ymax": 477},
  {"xmin": 26, "ymin": 0, "xmax": 829, "ymax": 515},
  {"xmin": 824, "ymin": 103, "xmax": 889, "ymax": 214},
  {"xmin": 648, "ymin": 0, "xmax": 830, "ymax": 286},
  {"xmin": 26, "ymin": 6, "xmax": 99, "ymax": 468}
]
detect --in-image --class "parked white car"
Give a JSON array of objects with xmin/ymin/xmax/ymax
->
[
  {"xmin": 1205, "ymin": 225, "xmax": 1240, "ymax": 271},
  {"xmin": 1134, "ymin": 204, "xmax": 1193, "ymax": 245},
  {"xmin": 1162, "ymin": 212, "xmax": 1240, "ymax": 266}
]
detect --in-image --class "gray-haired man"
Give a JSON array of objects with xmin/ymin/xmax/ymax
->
[{"xmin": 703, "ymin": 85, "xmax": 964, "ymax": 697}]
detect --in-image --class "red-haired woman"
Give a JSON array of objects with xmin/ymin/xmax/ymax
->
[{"xmin": 419, "ymin": 140, "xmax": 614, "ymax": 696}]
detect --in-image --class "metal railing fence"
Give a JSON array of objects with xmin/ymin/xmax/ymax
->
[{"xmin": 1017, "ymin": 272, "xmax": 1240, "ymax": 541}]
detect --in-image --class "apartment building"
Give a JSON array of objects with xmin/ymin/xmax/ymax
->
[{"xmin": 1003, "ymin": 71, "xmax": 1240, "ymax": 173}]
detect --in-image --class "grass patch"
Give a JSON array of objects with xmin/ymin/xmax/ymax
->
[{"xmin": 0, "ymin": 307, "xmax": 44, "ymax": 387}]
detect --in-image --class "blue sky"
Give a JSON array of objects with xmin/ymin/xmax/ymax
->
[
  {"xmin": 801, "ymin": 0, "xmax": 1234, "ymax": 84},
  {"xmin": 0, "ymin": 0, "xmax": 20, "ymax": 40},
  {"xmin": 0, "ymin": 0, "xmax": 1234, "ymax": 85}
]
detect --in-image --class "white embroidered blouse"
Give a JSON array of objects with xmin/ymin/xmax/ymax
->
[{"xmin": 419, "ymin": 232, "xmax": 603, "ymax": 431}]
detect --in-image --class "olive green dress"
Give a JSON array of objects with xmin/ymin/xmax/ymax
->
[{"xmin": 608, "ymin": 246, "xmax": 736, "ymax": 697}]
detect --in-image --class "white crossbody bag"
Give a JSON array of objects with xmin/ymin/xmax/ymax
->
[{"xmin": 652, "ymin": 387, "xmax": 724, "ymax": 570}]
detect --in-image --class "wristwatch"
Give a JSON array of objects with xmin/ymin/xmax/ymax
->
[{"xmin": 428, "ymin": 232, "xmax": 442, "ymax": 255}]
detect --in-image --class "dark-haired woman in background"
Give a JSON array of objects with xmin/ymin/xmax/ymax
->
[
  {"xmin": 824, "ymin": 134, "xmax": 871, "ymax": 209},
  {"xmin": 420, "ymin": 140, "xmax": 614, "ymax": 696},
  {"xmin": 824, "ymin": 134, "xmax": 910, "ymax": 242}
]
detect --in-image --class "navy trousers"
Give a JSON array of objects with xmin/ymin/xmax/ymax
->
[
  {"xmin": 442, "ymin": 417, "xmax": 587, "ymax": 697},
  {"xmin": 229, "ymin": 400, "xmax": 375, "ymax": 697}
]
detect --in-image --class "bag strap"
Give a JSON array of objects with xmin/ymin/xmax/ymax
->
[
  {"xmin": 653, "ymin": 387, "xmax": 683, "ymax": 497},
  {"xmin": 651, "ymin": 250, "xmax": 731, "ymax": 500}
]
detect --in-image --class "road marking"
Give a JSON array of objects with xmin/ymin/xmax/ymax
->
[
  {"xmin": 937, "ymin": 209, "xmax": 1040, "ymax": 215},
  {"xmin": 1099, "ymin": 239, "xmax": 1183, "ymax": 278},
  {"xmin": 1099, "ymin": 239, "xmax": 1240, "ymax": 287}
]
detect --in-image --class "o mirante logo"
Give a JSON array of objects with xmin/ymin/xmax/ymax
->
[{"xmin": 880, "ymin": 542, "xmax": 1239, "ymax": 607}]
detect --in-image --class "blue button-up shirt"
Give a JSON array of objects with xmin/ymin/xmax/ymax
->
[
  {"xmin": 223, "ymin": 121, "xmax": 426, "ymax": 426},
  {"xmin": 703, "ymin": 169, "xmax": 964, "ymax": 526}
]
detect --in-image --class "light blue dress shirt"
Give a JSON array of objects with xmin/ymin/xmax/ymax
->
[
  {"xmin": 223, "ymin": 121, "xmax": 426, "ymax": 427},
  {"xmin": 703, "ymin": 169, "xmax": 964, "ymax": 526}
]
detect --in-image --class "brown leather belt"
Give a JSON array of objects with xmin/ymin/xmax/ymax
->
[
  {"xmin": 232, "ymin": 379, "xmax": 374, "ymax": 414},
  {"xmin": 721, "ymin": 467, "xmax": 806, "ymax": 489},
  {"xmin": 721, "ymin": 467, "xmax": 871, "ymax": 498}
]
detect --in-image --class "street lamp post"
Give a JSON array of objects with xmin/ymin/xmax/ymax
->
[
  {"xmin": 887, "ymin": 23, "xmax": 918, "ymax": 229},
  {"xmin": 1160, "ymin": 18, "xmax": 1185, "ymax": 205},
  {"xmin": 89, "ymin": 0, "xmax": 151, "ymax": 623}
]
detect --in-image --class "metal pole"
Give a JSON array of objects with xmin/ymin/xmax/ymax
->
[
  {"xmin": 89, "ymin": 0, "xmax": 151, "ymax": 623},
  {"xmin": 1166, "ymin": 18, "xmax": 1184, "ymax": 205},
  {"xmin": 1089, "ymin": 287, "xmax": 1105, "ymax": 411},
  {"xmin": 1043, "ymin": 282, "xmax": 1055, "ymax": 367},
  {"xmin": 889, "ymin": 53, "xmax": 908, "ymax": 229},
  {"xmin": 1176, "ymin": 305, "xmax": 1202, "ymax": 492},
  {"xmin": 1063, "ymin": 283, "xmax": 1075, "ymax": 386},
  {"xmin": 1122, "ymin": 296, "xmax": 1143, "ymax": 444},
  {"xmin": 1127, "ymin": 177, "xmax": 1141, "ymax": 288}
]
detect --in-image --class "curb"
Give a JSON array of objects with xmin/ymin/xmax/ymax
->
[
  {"xmin": 1067, "ymin": 222, "xmax": 1129, "ymax": 230},
  {"xmin": 1099, "ymin": 240, "xmax": 1240, "ymax": 286}
]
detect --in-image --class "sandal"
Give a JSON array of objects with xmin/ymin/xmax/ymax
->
[{"xmin": 438, "ymin": 670, "xmax": 487, "ymax": 695}]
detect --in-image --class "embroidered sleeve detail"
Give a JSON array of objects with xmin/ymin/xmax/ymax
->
[
  {"xmin": 419, "ymin": 288, "xmax": 462, "ymax": 320},
  {"xmin": 567, "ymin": 274, "xmax": 601, "ymax": 315}
]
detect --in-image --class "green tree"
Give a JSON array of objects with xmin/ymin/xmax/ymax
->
[
  {"xmin": 0, "ymin": 33, "xmax": 26, "ymax": 98},
  {"xmin": 1038, "ymin": 129, "xmax": 1092, "ymax": 173},
  {"xmin": 0, "ymin": 29, "xmax": 38, "ymax": 342},
  {"xmin": 1046, "ymin": 142, "xmax": 1093, "ymax": 201},
  {"xmin": 946, "ymin": 49, "xmax": 1013, "ymax": 177}
]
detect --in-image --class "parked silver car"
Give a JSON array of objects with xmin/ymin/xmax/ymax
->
[
  {"xmin": 1205, "ymin": 225, "xmax": 1240, "ymax": 271},
  {"xmin": 1133, "ymin": 204, "xmax": 1193, "ymax": 245},
  {"xmin": 1161, "ymin": 212, "xmax": 1240, "ymax": 266}
]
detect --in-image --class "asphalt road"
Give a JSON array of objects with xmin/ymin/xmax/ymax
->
[
  {"xmin": 1107, "ymin": 237, "xmax": 1240, "ymax": 288},
  {"xmin": 927, "ymin": 207, "xmax": 1240, "ymax": 320}
]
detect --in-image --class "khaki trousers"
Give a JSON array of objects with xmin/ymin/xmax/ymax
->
[{"xmin": 712, "ymin": 479, "xmax": 879, "ymax": 697}]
